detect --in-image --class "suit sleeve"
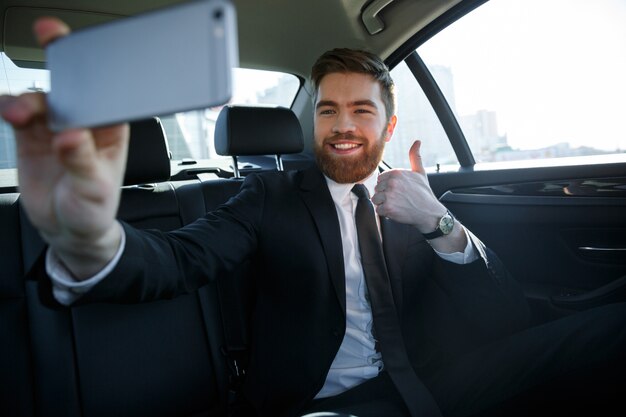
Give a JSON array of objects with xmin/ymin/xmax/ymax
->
[
  {"xmin": 433, "ymin": 228, "xmax": 531, "ymax": 341},
  {"xmin": 75, "ymin": 174, "xmax": 266, "ymax": 304}
]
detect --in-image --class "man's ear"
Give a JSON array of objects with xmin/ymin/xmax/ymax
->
[{"xmin": 384, "ymin": 115, "xmax": 397, "ymax": 142}]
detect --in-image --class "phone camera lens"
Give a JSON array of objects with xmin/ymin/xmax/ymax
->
[{"xmin": 213, "ymin": 9, "xmax": 223, "ymax": 20}]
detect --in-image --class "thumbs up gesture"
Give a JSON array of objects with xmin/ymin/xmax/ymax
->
[
  {"xmin": 372, "ymin": 140, "xmax": 444, "ymax": 229},
  {"xmin": 372, "ymin": 140, "xmax": 467, "ymax": 253}
]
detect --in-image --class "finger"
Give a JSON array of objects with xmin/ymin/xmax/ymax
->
[
  {"xmin": 375, "ymin": 202, "xmax": 387, "ymax": 217},
  {"xmin": 93, "ymin": 123, "xmax": 128, "ymax": 137},
  {"xmin": 53, "ymin": 129, "xmax": 98, "ymax": 177},
  {"xmin": 33, "ymin": 17, "xmax": 71, "ymax": 47},
  {"xmin": 0, "ymin": 92, "xmax": 48, "ymax": 127},
  {"xmin": 409, "ymin": 140, "xmax": 425, "ymax": 174},
  {"xmin": 376, "ymin": 170, "xmax": 394, "ymax": 191},
  {"xmin": 92, "ymin": 123, "xmax": 130, "ymax": 150},
  {"xmin": 371, "ymin": 191, "xmax": 385, "ymax": 205},
  {"xmin": 374, "ymin": 180, "xmax": 385, "ymax": 193},
  {"xmin": 0, "ymin": 95, "xmax": 18, "ymax": 120}
]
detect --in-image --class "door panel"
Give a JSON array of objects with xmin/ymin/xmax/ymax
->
[{"xmin": 428, "ymin": 162, "xmax": 626, "ymax": 324}]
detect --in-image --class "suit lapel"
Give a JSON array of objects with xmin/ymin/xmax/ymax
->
[
  {"xmin": 380, "ymin": 216, "xmax": 409, "ymax": 314},
  {"xmin": 297, "ymin": 167, "xmax": 346, "ymax": 315}
]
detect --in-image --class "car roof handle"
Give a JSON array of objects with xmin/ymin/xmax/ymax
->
[{"xmin": 362, "ymin": 0, "xmax": 394, "ymax": 35}]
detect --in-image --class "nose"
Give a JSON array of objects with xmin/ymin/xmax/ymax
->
[{"xmin": 332, "ymin": 111, "xmax": 356, "ymax": 134}]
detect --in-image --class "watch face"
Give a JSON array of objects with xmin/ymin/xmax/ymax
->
[{"xmin": 439, "ymin": 213, "xmax": 454, "ymax": 235}]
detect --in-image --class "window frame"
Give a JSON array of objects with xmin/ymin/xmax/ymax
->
[
  {"xmin": 386, "ymin": 0, "xmax": 626, "ymax": 170},
  {"xmin": 384, "ymin": 0, "xmax": 490, "ymax": 169}
]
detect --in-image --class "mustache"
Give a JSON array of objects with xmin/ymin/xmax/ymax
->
[{"xmin": 324, "ymin": 133, "xmax": 364, "ymax": 143}]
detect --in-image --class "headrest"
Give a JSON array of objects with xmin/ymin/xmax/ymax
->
[
  {"xmin": 214, "ymin": 106, "xmax": 304, "ymax": 156},
  {"xmin": 123, "ymin": 118, "xmax": 171, "ymax": 186}
]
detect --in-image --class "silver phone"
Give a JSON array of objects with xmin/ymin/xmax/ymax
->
[{"xmin": 46, "ymin": 0, "xmax": 238, "ymax": 131}]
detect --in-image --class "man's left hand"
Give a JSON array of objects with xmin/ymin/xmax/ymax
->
[
  {"xmin": 372, "ymin": 140, "xmax": 446, "ymax": 231},
  {"xmin": 372, "ymin": 140, "xmax": 468, "ymax": 253}
]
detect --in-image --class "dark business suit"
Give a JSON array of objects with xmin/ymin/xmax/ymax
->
[{"xmin": 75, "ymin": 166, "xmax": 532, "ymax": 416}]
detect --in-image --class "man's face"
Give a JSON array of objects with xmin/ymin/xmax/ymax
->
[{"xmin": 313, "ymin": 72, "xmax": 397, "ymax": 184}]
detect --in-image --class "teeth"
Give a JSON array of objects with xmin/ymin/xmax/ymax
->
[{"xmin": 333, "ymin": 143, "xmax": 359, "ymax": 150}]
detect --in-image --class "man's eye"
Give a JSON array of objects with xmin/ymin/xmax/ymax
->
[
  {"xmin": 355, "ymin": 109, "xmax": 371, "ymax": 114},
  {"xmin": 319, "ymin": 109, "xmax": 335, "ymax": 115}
]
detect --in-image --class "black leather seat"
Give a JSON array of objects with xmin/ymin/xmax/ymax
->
[
  {"xmin": 214, "ymin": 105, "xmax": 305, "ymax": 176},
  {"xmin": 0, "ymin": 193, "xmax": 36, "ymax": 416},
  {"xmin": 17, "ymin": 118, "xmax": 227, "ymax": 417}
]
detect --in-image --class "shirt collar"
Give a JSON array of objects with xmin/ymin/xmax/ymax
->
[{"xmin": 324, "ymin": 170, "xmax": 379, "ymax": 205}]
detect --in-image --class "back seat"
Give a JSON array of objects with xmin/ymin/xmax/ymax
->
[
  {"xmin": 0, "ymin": 193, "xmax": 36, "ymax": 416},
  {"xmin": 208, "ymin": 106, "xmax": 306, "ymax": 403},
  {"xmin": 16, "ymin": 118, "xmax": 226, "ymax": 417},
  {"xmin": 2, "ymin": 108, "xmax": 307, "ymax": 416}
]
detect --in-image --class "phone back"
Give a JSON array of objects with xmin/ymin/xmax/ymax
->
[{"xmin": 47, "ymin": 0, "xmax": 238, "ymax": 131}]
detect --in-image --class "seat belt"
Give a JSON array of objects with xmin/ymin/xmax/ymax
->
[{"xmin": 216, "ymin": 269, "xmax": 254, "ymax": 417}]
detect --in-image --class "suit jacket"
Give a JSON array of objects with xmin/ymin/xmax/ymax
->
[{"xmin": 76, "ymin": 166, "xmax": 529, "ymax": 417}]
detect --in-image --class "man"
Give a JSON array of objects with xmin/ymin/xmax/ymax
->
[{"xmin": 2, "ymin": 17, "xmax": 624, "ymax": 417}]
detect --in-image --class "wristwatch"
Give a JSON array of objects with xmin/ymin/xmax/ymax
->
[{"xmin": 422, "ymin": 211, "xmax": 455, "ymax": 240}]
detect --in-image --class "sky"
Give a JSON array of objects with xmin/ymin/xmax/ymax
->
[{"xmin": 418, "ymin": 0, "xmax": 626, "ymax": 152}]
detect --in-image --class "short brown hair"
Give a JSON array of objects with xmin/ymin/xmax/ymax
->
[{"xmin": 311, "ymin": 48, "xmax": 396, "ymax": 121}]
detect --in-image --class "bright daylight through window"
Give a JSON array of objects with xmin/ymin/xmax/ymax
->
[
  {"xmin": 0, "ymin": 53, "xmax": 49, "ymax": 171},
  {"xmin": 162, "ymin": 69, "xmax": 299, "ymax": 161},
  {"xmin": 385, "ymin": 0, "xmax": 626, "ymax": 170},
  {"xmin": 0, "ymin": 55, "xmax": 299, "ymax": 174}
]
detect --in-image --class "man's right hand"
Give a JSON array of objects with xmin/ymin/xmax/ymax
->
[{"xmin": 0, "ymin": 17, "xmax": 129, "ymax": 280}]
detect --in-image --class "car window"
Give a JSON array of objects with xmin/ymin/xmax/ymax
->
[
  {"xmin": 0, "ymin": 53, "xmax": 49, "ymax": 173},
  {"xmin": 387, "ymin": 0, "xmax": 626, "ymax": 169},
  {"xmin": 386, "ymin": 62, "xmax": 456, "ymax": 170},
  {"xmin": 163, "ymin": 69, "xmax": 300, "ymax": 161},
  {"xmin": 0, "ymin": 54, "xmax": 299, "ymax": 184}
]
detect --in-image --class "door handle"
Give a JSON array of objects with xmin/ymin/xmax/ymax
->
[
  {"xmin": 551, "ymin": 275, "xmax": 626, "ymax": 310},
  {"xmin": 578, "ymin": 246, "xmax": 626, "ymax": 252},
  {"xmin": 577, "ymin": 246, "xmax": 626, "ymax": 264}
]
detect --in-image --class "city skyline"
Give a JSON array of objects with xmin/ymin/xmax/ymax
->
[{"xmin": 418, "ymin": 0, "xmax": 626, "ymax": 153}]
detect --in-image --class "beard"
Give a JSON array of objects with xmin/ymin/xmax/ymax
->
[{"xmin": 314, "ymin": 131, "xmax": 387, "ymax": 184}]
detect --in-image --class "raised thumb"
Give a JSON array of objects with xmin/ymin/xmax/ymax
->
[{"xmin": 409, "ymin": 140, "xmax": 425, "ymax": 173}]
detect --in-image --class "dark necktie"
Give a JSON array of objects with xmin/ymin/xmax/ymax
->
[{"xmin": 352, "ymin": 184, "xmax": 442, "ymax": 417}]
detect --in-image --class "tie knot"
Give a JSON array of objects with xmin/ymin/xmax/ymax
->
[{"xmin": 352, "ymin": 184, "xmax": 370, "ymax": 200}]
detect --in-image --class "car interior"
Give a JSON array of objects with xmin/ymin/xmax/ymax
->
[{"xmin": 1, "ymin": 0, "xmax": 625, "ymax": 416}]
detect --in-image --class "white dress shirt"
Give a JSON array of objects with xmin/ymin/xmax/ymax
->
[
  {"xmin": 315, "ymin": 171, "xmax": 477, "ymax": 398},
  {"xmin": 48, "ymin": 170, "xmax": 478, "ymax": 398}
]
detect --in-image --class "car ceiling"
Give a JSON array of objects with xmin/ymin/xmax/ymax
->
[{"xmin": 0, "ymin": 0, "xmax": 461, "ymax": 78}]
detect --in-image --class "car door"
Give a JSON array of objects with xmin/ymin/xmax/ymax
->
[{"xmin": 384, "ymin": 0, "xmax": 626, "ymax": 325}]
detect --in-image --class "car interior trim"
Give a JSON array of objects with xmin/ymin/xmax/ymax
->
[
  {"xmin": 441, "ymin": 191, "xmax": 626, "ymax": 207},
  {"xmin": 386, "ymin": 0, "xmax": 488, "ymax": 68},
  {"xmin": 405, "ymin": 52, "xmax": 475, "ymax": 167},
  {"xmin": 361, "ymin": 0, "xmax": 394, "ymax": 35},
  {"xmin": 447, "ymin": 177, "xmax": 626, "ymax": 198}
]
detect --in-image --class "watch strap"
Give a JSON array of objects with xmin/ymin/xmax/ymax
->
[{"xmin": 422, "ymin": 211, "xmax": 453, "ymax": 240}]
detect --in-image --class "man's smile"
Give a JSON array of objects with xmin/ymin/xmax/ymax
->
[
  {"xmin": 332, "ymin": 143, "xmax": 360, "ymax": 150},
  {"xmin": 327, "ymin": 141, "xmax": 363, "ymax": 154}
]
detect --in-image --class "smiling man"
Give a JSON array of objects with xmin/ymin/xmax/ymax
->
[
  {"xmin": 4, "ymin": 21, "xmax": 625, "ymax": 417},
  {"xmin": 297, "ymin": 49, "xmax": 504, "ymax": 416},
  {"xmin": 311, "ymin": 50, "xmax": 468, "ymax": 256},
  {"xmin": 313, "ymin": 71, "xmax": 396, "ymax": 184}
]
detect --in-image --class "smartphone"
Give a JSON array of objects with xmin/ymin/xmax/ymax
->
[{"xmin": 46, "ymin": 0, "xmax": 238, "ymax": 131}]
